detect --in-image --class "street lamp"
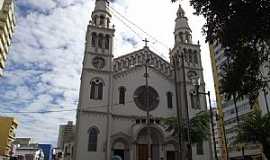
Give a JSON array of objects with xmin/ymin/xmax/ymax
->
[{"xmin": 191, "ymin": 77, "xmax": 218, "ymax": 160}]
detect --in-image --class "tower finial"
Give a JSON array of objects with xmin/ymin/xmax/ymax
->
[
  {"xmin": 177, "ymin": 4, "xmax": 185, "ymax": 17},
  {"xmin": 94, "ymin": 0, "xmax": 110, "ymax": 13},
  {"xmin": 174, "ymin": 4, "xmax": 192, "ymax": 44}
]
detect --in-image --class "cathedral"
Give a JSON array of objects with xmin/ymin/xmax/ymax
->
[{"xmin": 74, "ymin": 0, "xmax": 213, "ymax": 160}]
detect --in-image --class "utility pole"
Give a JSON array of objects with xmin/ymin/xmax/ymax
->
[
  {"xmin": 192, "ymin": 79, "xmax": 218, "ymax": 160},
  {"xmin": 180, "ymin": 52, "xmax": 192, "ymax": 160},
  {"xmin": 173, "ymin": 56, "xmax": 183, "ymax": 160},
  {"xmin": 233, "ymin": 94, "xmax": 245, "ymax": 160},
  {"xmin": 143, "ymin": 38, "xmax": 151, "ymax": 160},
  {"xmin": 173, "ymin": 52, "xmax": 192, "ymax": 160}
]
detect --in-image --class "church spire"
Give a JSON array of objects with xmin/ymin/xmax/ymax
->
[
  {"xmin": 91, "ymin": 0, "xmax": 112, "ymax": 28},
  {"xmin": 174, "ymin": 4, "xmax": 192, "ymax": 44},
  {"xmin": 94, "ymin": 0, "xmax": 110, "ymax": 14}
]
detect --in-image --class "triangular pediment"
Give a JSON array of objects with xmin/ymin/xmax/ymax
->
[{"xmin": 113, "ymin": 47, "xmax": 173, "ymax": 78}]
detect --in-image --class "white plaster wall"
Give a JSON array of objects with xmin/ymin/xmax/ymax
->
[
  {"xmin": 75, "ymin": 113, "xmax": 107, "ymax": 160},
  {"xmin": 111, "ymin": 117, "xmax": 134, "ymax": 136},
  {"xmin": 112, "ymin": 67, "xmax": 177, "ymax": 118},
  {"xmin": 79, "ymin": 70, "xmax": 110, "ymax": 113}
]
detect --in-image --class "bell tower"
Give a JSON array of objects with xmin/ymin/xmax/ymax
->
[
  {"xmin": 75, "ymin": 0, "xmax": 115, "ymax": 160},
  {"xmin": 174, "ymin": 4, "xmax": 192, "ymax": 45},
  {"xmin": 170, "ymin": 4, "xmax": 212, "ymax": 160},
  {"xmin": 84, "ymin": 0, "xmax": 115, "ymax": 71}
]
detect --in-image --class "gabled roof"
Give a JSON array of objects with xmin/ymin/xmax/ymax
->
[{"xmin": 113, "ymin": 47, "xmax": 173, "ymax": 78}]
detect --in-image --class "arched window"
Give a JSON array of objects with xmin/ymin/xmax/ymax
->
[
  {"xmin": 91, "ymin": 32, "xmax": 97, "ymax": 47},
  {"xmin": 185, "ymin": 33, "xmax": 190, "ymax": 43},
  {"xmin": 100, "ymin": 15, "xmax": 105, "ymax": 25},
  {"xmin": 105, "ymin": 35, "xmax": 110, "ymax": 49},
  {"xmin": 167, "ymin": 92, "xmax": 173, "ymax": 109},
  {"xmin": 90, "ymin": 79, "xmax": 104, "ymax": 100},
  {"xmin": 88, "ymin": 127, "xmax": 99, "ymax": 152},
  {"xmin": 107, "ymin": 18, "xmax": 110, "ymax": 27},
  {"xmin": 196, "ymin": 142, "xmax": 204, "ymax": 155},
  {"xmin": 188, "ymin": 49, "xmax": 193, "ymax": 63},
  {"xmin": 98, "ymin": 34, "xmax": 103, "ymax": 48},
  {"xmin": 119, "ymin": 87, "xmax": 126, "ymax": 104},
  {"xmin": 93, "ymin": 16, "xmax": 98, "ymax": 25},
  {"xmin": 179, "ymin": 32, "xmax": 183, "ymax": 42},
  {"xmin": 194, "ymin": 51, "xmax": 198, "ymax": 64}
]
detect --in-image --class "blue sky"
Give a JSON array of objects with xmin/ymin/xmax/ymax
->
[{"xmin": 0, "ymin": 0, "xmax": 214, "ymax": 145}]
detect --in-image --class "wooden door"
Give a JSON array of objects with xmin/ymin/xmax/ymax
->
[
  {"xmin": 137, "ymin": 144, "xmax": 148, "ymax": 160},
  {"xmin": 167, "ymin": 151, "xmax": 176, "ymax": 160}
]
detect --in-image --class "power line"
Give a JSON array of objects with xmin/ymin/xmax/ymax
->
[
  {"xmin": 0, "ymin": 109, "xmax": 76, "ymax": 114},
  {"xmin": 110, "ymin": 10, "xmax": 144, "ymax": 41},
  {"xmin": 108, "ymin": 5, "xmax": 170, "ymax": 50},
  {"xmin": 0, "ymin": 100, "xmax": 136, "ymax": 114},
  {"xmin": 110, "ymin": 9, "xmax": 168, "ymax": 58}
]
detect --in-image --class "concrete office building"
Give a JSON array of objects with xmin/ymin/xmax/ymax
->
[{"xmin": 209, "ymin": 41, "xmax": 269, "ymax": 160}]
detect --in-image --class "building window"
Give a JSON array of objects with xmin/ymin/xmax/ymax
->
[
  {"xmin": 105, "ymin": 35, "xmax": 110, "ymax": 49},
  {"xmin": 189, "ymin": 53, "xmax": 193, "ymax": 63},
  {"xmin": 186, "ymin": 33, "xmax": 190, "ymax": 43},
  {"xmin": 64, "ymin": 146, "xmax": 68, "ymax": 155},
  {"xmin": 98, "ymin": 34, "xmax": 104, "ymax": 48},
  {"xmin": 167, "ymin": 92, "xmax": 173, "ymax": 109},
  {"xmin": 91, "ymin": 32, "xmax": 97, "ymax": 47},
  {"xmin": 119, "ymin": 87, "xmax": 126, "ymax": 104},
  {"xmin": 90, "ymin": 79, "xmax": 104, "ymax": 100},
  {"xmin": 194, "ymin": 52, "xmax": 198, "ymax": 64},
  {"xmin": 107, "ymin": 18, "xmax": 110, "ymax": 27},
  {"xmin": 100, "ymin": 15, "xmax": 105, "ymax": 25},
  {"xmin": 196, "ymin": 142, "xmax": 204, "ymax": 155},
  {"xmin": 88, "ymin": 127, "xmax": 99, "ymax": 152},
  {"xmin": 93, "ymin": 16, "xmax": 97, "ymax": 25},
  {"xmin": 179, "ymin": 32, "xmax": 183, "ymax": 42}
]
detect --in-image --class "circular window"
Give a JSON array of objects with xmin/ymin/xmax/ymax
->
[
  {"xmin": 133, "ymin": 86, "xmax": 159, "ymax": 111},
  {"xmin": 92, "ymin": 56, "xmax": 105, "ymax": 69}
]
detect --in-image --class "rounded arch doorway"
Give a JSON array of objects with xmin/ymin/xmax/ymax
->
[
  {"xmin": 111, "ymin": 137, "xmax": 130, "ymax": 160},
  {"xmin": 136, "ymin": 127, "xmax": 164, "ymax": 160}
]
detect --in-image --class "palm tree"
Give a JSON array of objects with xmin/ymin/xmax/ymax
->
[
  {"xmin": 236, "ymin": 110, "xmax": 270, "ymax": 159},
  {"xmin": 161, "ymin": 111, "xmax": 210, "ymax": 144}
]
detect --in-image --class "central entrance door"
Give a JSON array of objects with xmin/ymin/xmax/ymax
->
[
  {"xmin": 136, "ymin": 127, "xmax": 163, "ymax": 160},
  {"xmin": 137, "ymin": 144, "xmax": 160, "ymax": 160},
  {"xmin": 137, "ymin": 144, "xmax": 148, "ymax": 160}
]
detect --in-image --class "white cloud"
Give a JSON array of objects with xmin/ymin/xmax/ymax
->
[{"xmin": 0, "ymin": 0, "xmax": 215, "ymax": 145}]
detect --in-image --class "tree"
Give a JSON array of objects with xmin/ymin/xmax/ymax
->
[
  {"xmin": 171, "ymin": 0, "xmax": 270, "ymax": 104},
  {"xmin": 236, "ymin": 110, "xmax": 270, "ymax": 159},
  {"xmin": 161, "ymin": 111, "xmax": 210, "ymax": 143}
]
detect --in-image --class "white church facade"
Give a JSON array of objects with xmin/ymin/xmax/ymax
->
[{"xmin": 74, "ymin": 0, "xmax": 213, "ymax": 160}]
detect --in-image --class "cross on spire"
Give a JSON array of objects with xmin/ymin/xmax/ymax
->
[{"xmin": 143, "ymin": 38, "xmax": 149, "ymax": 47}]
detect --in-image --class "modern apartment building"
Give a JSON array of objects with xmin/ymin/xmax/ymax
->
[
  {"xmin": 57, "ymin": 121, "xmax": 75, "ymax": 150},
  {"xmin": 0, "ymin": 116, "xmax": 18, "ymax": 158},
  {"xmin": 0, "ymin": 0, "xmax": 15, "ymax": 76},
  {"xmin": 209, "ymin": 41, "xmax": 269, "ymax": 160}
]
